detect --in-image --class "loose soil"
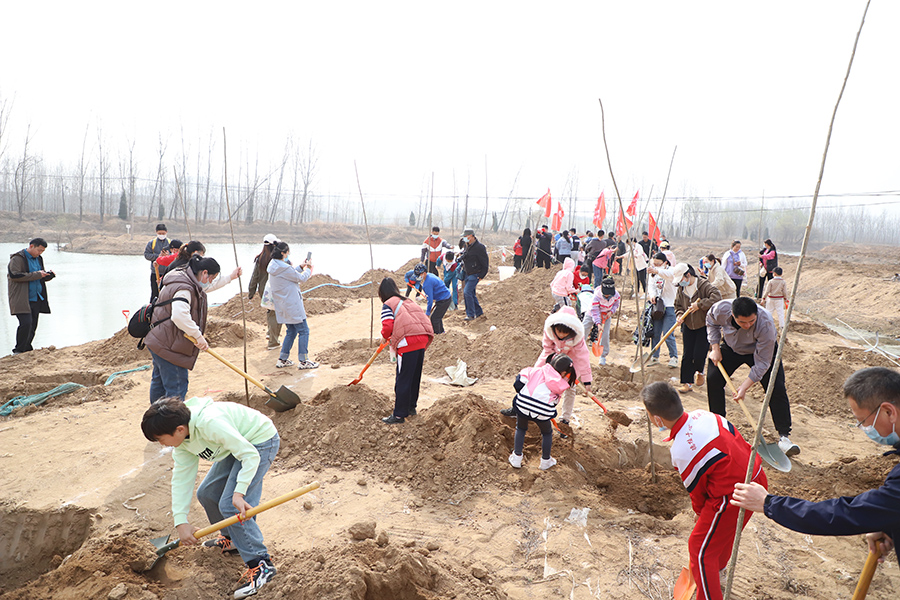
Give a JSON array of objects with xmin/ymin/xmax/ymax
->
[{"xmin": 2, "ymin": 237, "xmax": 899, "ymax": 600}]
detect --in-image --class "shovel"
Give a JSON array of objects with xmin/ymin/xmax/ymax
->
[
  {"xmin": 851, "ymin": 549, "xmax": 881, "ymax": 600},
  {"xmin": 348, "ymin": 341, "xmax": 389, "ymax": 385},
  {"xmin": 150, "ymin": 481, "xmax": 320, "ymax": 569},
  {"xmin": 630, "ymin": 305, "xmax": 697, "ymax": 373},
  {"xmin": 575, "ymin": 383, "xmax": 632, "ymax": 427},
  {"xmin": 713, "ymin": 360, "xmax": 792, "ymax": 472},
  {"xmin": 674, "ymin": 566, "xmax": 696, "ymax": 600},
  {"xmin": 185, "ymin": 334, "xmax": 301, "ymax": 412}
]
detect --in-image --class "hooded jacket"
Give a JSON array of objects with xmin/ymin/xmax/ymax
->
[
  {"xmin": 513, "ymin": 362, "xmax": 571, "ymax": 420},
  {"xmin": 7, "ymin": 249, "xmax": 51, "ymax": 315},
  {"xmin": 536, "ymin": 306, "xmax": 592, "ymax": 385},
  {"xmin": 550, "ymin": 258, "xmax": 578, "ymax": 297},
  {"xmin": 266, "ymin": 259, "xmax": 312, "ymax": 324},
  {"xmin": 169, "ymin": 396, "xmax": 278, "ymax": 526}
]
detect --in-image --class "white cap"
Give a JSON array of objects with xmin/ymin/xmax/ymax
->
[
  {"xmin": 672, "ymin": 262, "xmax": 690, "ymax": 280},
  {"xmin": 263, "ymin": 234, "xmax": 280, "ymax": 245}
]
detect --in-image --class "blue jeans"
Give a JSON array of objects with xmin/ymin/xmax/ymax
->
[
  {"xmin": 196, "ymin": 434, "xmax": 280, "ymax": 564},
  {"xmin": 443, "ymin": 272, "xmax": 459, "ymax": 307},
  {"xmin": 592, "ymin": 264, "xmax": 604, "ymax": 286},
  {"xmin": 149, "ymin": 349, "xmax": 189, "ymax": 404},
  {"xmin": 651, "ymin": 305, "xmax": 678, "ymax": 359},
  {"xmin": 463, "ymin": 275, "xmax": 483, "ymax": 318},
  {"xmin": 280, "ymin": 320, "xmax": 310, "ymax": 361}
]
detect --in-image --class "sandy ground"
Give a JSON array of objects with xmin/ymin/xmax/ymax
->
[{"xmin": 1, "ymin": 242, "xmax": 900, "ymax": 600}]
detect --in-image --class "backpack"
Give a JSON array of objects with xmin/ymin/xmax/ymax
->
[{"xmin": 128, "ymin": 296, "xmax": 189, "ymax": 349}]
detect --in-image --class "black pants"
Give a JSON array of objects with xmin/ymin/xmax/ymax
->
[
  {"xmin": 513, "ymin": 255, "xmax": 522, "ymax": 271},
  {"xmin": 393, "ymin": 348, "xmax": 425, "ymax": 418},
  {"xmin": 427, "ymin": 260, "xmax": 439, "ymax": 276},
  {"xmin": 514, "ymin": 413, "xmax": 553, "ymax": 459},
  {"xmin": 732, "ymin": 278, "xmax": 743, "ymax": 297},
  {"xmin": 13, "ymin": 301, "xmax": 42, "ymax": 353},
  {"xmin": 150, "ymin": 272, "xmax": 160, "ymax": 300},
  {"xmin": 681, "ymin": 325, "xmax": 709, "ymax": 384},
  {"xmin": 536, "ymin": 249, "xmax": 552, "ymax": 269},
  {"xmin": 707, "ymin": 342, "xmax": 792, "ymax": 436},
  {"xmin": 405, "ymin": 285, "xmax": 413, "ymax": 298},
  {"xmin": 636, "ymin": 269, "xmax": 647, "ymax": 293},
  {"xmin": 430, "ymin": 298, "xmax": 451, "ymax": 334},
  {"xmin": 757, "ymin": 272, "xmax": 773, "ymax": 298}
]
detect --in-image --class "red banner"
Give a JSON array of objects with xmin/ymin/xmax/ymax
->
[
  {"xmin": 615, "ymin": 208, "xmax": 633, "ymax": 237},
  {"xmin": 551, "ymin": 199, "xmax": 565, "ymax": 231},
  {"xmin": 648, "ymin": 211, "xmax": 661, "ymax": 244},
  {"xmin": 592, "ymin": 192, "xmax": 606, "ymax": 229},
  {"xmin": 627, "ymin": 190, "xmax": 639, "ymax": 217},
  {"xmin": 536, "ymin": 189, "xmax": 552, "ymax": 218}
]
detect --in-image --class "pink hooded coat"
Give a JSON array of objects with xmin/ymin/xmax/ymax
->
[
  {"xmin": 535, "ymin": 306, "xmax": 592, "ymax": 385},
  {"xmin": 550, "ymin": 257, "xmax": 578, "ymax": 297}
]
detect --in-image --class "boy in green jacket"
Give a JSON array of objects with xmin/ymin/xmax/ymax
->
[{"xmin": 142, "ymin": 397, "xmax": 280, "ymax": 599}]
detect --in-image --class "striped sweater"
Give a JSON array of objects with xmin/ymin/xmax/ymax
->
[{"xmin": 513, "ymin": 363, "xmax": 571, "ymax": 420}]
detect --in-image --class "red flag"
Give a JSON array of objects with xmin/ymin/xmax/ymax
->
[
  {"xmin": 592, "ymin": 192, "xmax": 606, "ymax": 229},
  {"xmin": 627, "ymin": 190, "xmax": 639, "ymax": 217},
  {"xmin": 615, "ymin": 208, "xmax": 633, "ymax": 237},
  {"xmin": 536, "ymin": 189, "xmax": 552, "ymax": 218},
  {"xmin": 648, "ymin": 211, "xmax": 661, "ymax": 244},
  {"xmin": 551, "ymin": 199, "xmax": 565, "ymax": 231}
]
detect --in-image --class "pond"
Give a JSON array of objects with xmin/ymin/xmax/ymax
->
[{"xmin": 0, "ymin": 242, "xmax": 422, "ymax": 356}]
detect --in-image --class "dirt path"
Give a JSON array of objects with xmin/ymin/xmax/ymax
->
[{"xmin": 1, "ymin": 251, "xmax": 899, "ymax": 599}]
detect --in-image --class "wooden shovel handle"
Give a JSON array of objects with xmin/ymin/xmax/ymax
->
[
  {"xmin": 648, "ymin": 304, "xmax": 697, "ymax": 355},
  {"xmin": 185, "ymin": 334, "xmax": 269, "ymax": 393},
  {"xmin": 713, "ymin": 360, "xmax": 759, "ymax": 428},
  {"xmin": 851, "ymin": 550, "xmax": 881, "ymax": 600},
  {"xmin": 194, "ymin": 481, "xmax": 320, "ymax": 540}
]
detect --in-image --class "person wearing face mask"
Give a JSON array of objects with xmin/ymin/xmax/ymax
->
[
  {"xmin": 267, "ymin": 242, "xmax": 318, "ymax": 370},
  {"xmin": 732, "ymin": 367, "xmax": 900, "ymax": 569},
  {"xmin": 412, "ymin": 262, "xmax": 452, "ymax": 334},
  {"xmin": 421, "ymin": 226, "xmax": 453, "ymax": 276},
  {"xmin": 144, "ymin": 223, "xmax": 172, "ymax": 300},
  {"xmin": 646, "ymin": 253, "xmax": 679, "ymax": 368},
  {"xmin": 706, "ymin": 297, "xmax": 799, "ymax": 456},
  {"xmin": 590, "ymin": 277, "xmax": 620, "ymax": 366},
  {"xmin": 460, "ymin": 228, "xmax": 489, "ymax": 322},
  {"xmin": 673, "ymin": 263, "xmax": 721, "ymax": 393},
  {"xmin": 145, "ymin": 255, "xmax": 242, "ymax": 403}
]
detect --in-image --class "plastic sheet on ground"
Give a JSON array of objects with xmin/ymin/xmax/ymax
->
[{"xmin": 434, "ymin": 359, "xmax": 478, "ymax": 387}]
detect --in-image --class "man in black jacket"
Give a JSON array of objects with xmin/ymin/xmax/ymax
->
[
  {"xmin": 535, "ymin": 226, "xmax": 553, "ymax": 269},
  {"xmin": 461, "ymin": 228, "xmax": 489, "ymax": 321},
  {"xmin": 144, "ymin": 223, "xmax": 171, "ymax": 300},
  {"xmin": 732, "ymin": 367, "xmax": 900, "ymax": 567}
]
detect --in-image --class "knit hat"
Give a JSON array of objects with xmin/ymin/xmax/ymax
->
[{"xmin": 600, "ymin": 277, "xmax": 616, "ymax": 297}]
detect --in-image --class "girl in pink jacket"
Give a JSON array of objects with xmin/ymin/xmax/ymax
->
[
  {"xmin": 550, "ymin": 257, "xmax": 578, "ymax": 309},
  {"xmin": 508, "ymin": 353, "xmax": 576, "ymax": 470}
]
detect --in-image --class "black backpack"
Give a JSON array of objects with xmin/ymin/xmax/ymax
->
[{"xmin": 128, "ymin": 297, "xmax": 189, "ymax": 349}]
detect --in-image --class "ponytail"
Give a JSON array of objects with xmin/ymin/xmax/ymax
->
[
  {"xmin": 178, "ymin": 240, "xmax": 206, "ymax": 260},
  {"xmin": 189, "ymin": 255, "xmax": 220, "ymax": 276},
  {"xmin": 272, "ymin": 241, "xmax": 290, "ymax": 260}
]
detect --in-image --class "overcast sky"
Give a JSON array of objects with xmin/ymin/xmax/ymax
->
[{"xmin": 1, "ymin": 1, "xmax": 897, "ymax": 221}]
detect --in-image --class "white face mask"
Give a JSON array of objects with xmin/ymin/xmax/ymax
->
[
  {"xmin": 431, "ymin": 234, "xmax": 439, "ymax": 239},
  {"xmin": 157, "ymin": 233, "xmax": 167, "ymax": 240}
]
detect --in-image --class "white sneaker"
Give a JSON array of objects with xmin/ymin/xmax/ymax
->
[
  {"xmin": 297, "ymin": 360, "xmax": 319, "ymax": 370},
  {"xmin": 539, "ymin": 457, "xmax": 557, "ymax": 470},
  {"xmin": 508, "ymin": 453, "xmax": 523, "ymax": 468},
  {"xmin": 599, "ymin": 356, "xmax": 607, "ymax": 365},
  {"xmin": 646, "ymin": 357, "xmax": 660, "ymax": 366},
  {"xmin": 668, "ymin": 357, "xmax": 679, "ymax": 368},
  {"xmin": 275, "ymin": 358, "xmax": 293, "ymax": 368},
  {"xmin": 778, "ymin": 436, "xmax": 800, "ymax": 457}
]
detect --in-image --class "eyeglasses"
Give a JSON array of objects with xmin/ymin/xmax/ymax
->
[{"xmin": 855, "ymin": 405, "xmax": 881, "ymax": 430}]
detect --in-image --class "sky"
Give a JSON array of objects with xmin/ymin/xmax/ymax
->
[{"xmin": 1, "ymin": 1, "xmax": 898, "ymax": 223}]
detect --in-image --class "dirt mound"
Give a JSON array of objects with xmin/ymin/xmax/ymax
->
[
  {"xmin": 270, "ymin": 538, "xmax": 509, "ymax": 600},
  {"xmin": 317, "ymin": 339, "xmax": 391, "ymax": 368},
  {"xmin": 79, "ymin": 328, "xmax": 152, "ymax": 368},
  {"xmin": 204, "ymin": 318, "xmax": 254, "ymax": 347},
  {"xmin": 209, "ymin": 295, "xmax": 268, "ymax": 325},
  {"xmin": 305, "ymin": 297, "xmax": 346, "ymax": 315},
  {"xmin": 274, "ymin": 385, "xmax": 689, "ymax": 517},
  {"xmin": 425, "ymin": 327, "xmax": 541, "ymax": 379},
  {"xmin": 788, "ymin": 318, "xmax": 835, "ymax": 336}
]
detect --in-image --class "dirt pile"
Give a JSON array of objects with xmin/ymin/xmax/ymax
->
[
  {"xmin": 317, "ymin": 339, "xmax": 391, "ymax": 368},
  {"xmin": 208, "ymin": 295, "xmax": 268, "ymax": 325},
  {"xmin": 269, "ymin": 538, "xmax": 509, "ymax": 600},
  {"xmin": 428, "ymin": 326, "xmax": 541, "ymax": 379},
  {"xmin": 204, "ymin": 318, "xmax": 254, "ymax": 347},
  {"xmin": 273, "ymin": 385, "xmax": 689, "ymax": 517}
]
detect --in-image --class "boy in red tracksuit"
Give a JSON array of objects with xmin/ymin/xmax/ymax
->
[{"xmin": 641, "ymin": 381, "xmax": 767, "ymax": 600}]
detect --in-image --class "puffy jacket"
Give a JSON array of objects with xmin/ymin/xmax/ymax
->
[
  {"xmin": 514, "ymin": 363, "xmax": 571, "ymax": 420},
  {"xmin": 145, "ymin": 268, "xmax": 207, "ymax": 370},
  {"xmin": 383, "ymin": 296, "xmax": 434, "ymax": 355},
  {"xmin": 536, "ymin": 306, "xmax": 592, "ymax": 385},
  {"xmin": 550, "ymin": 258, "xmax": 578, "ymax": 297}
]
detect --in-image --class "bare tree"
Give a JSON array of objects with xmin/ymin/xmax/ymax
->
[
  {"xmin": 97, "ymin": 123, "xmax": 109, "ymax": 222},
  {"xmin": 14, "ymin": 124, "xmax": 39, "ymax": 221},
  {"xmin": 202, "ymin": 129, "xmax": 214, "ymax": 224},
  {"xmin": 77, "ymin": 123, "xmax": 90, "ymax": 221},
  {"xmin": 0, "ymin": 92, "xmax": 13, "ymax": 171},
  {"xmin": 268, "ymin": 137, "xmax": 290, "ymax": 223},
  {"xmin": 148, "ymin": 134, "xmax": 168, "ymax": 223},
  {"xmin": 295, "ymin": 139, "xmax": 318, "ymax": 224}
]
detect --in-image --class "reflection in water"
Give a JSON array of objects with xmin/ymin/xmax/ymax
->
[{"xmin": 0, "ymin": 242, "xmax": 421, "ymax": 356}]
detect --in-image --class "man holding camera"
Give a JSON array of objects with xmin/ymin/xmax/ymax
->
[{"xmin": 7, "ymin": 238, "xmax": 55, "ymax": 354}]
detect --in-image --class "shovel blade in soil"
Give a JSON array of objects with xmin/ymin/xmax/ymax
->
[
  {"xmin": 758, "ymin": 442, "xmax": 792, "ymax": 472},
  {"xmin": 265, "ymin": 386, "xmax": 301, "ymax": 412},
  {"xmin": 674, "ymin": 567, "xmax": 696, "ymax": 600},
  {"xmin": 149, "ymin": 534, "xmax": 179, "ymax": 569}
]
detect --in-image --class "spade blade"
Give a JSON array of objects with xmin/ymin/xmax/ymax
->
[
  {"xmin": 757, "ymin": 442, "xmax": 792, "ymax": 472},
  {"xmin": 265, "ymin": 385, "xmax": 301, "ymax": 412}
]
